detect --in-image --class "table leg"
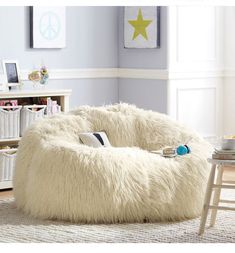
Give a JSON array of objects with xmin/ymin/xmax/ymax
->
[
  {"xmin": 198, "ymin": 164, "xmax": 216, "ymax": 235},
  {"xmin": 210, "ymin": 166, "xmax": 223, "ymax": 227}
]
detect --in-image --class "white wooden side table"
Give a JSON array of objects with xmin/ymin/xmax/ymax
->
[{"xmin": 199, "ymin": 158, "xmax": 235, "ymax": 235}]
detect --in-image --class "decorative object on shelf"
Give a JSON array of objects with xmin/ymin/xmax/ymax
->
[
  {"xmin": 221, "ymin": 136, "xmax": 235, "ymax": 150},
  {"xmin": 2, "ymin": 60, "xmax": 21, "ymax": 88},
  {"xmin": 30, "ymin": 6, "xmax": 66, "ymax": 48},
  {"xmin": 28, "ymin": 70, "xmax": 41, "ymax": 88},
  {"xmin": 46, "ymin": 97, "xmax": 61, "ymax": 116},
  {"xmin": 28, "ymin": 66, "xmax": 49, "ymax": 88},
  {"xmin": 124, "ymin": 6, "xmax": 160, "ymax": 48},
  {"xmin": 40, "ymin": 66, "xmax": 49, "ymax": 85}
]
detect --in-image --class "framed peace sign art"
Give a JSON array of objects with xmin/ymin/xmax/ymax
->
[{"xmin": 30, "ymin": 7, "xmax": 66, "ymax": 48}]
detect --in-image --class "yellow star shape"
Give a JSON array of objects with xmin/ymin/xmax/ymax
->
[{"xmin": 128, "ymin": 9, "xmax": 152, "ymax": 40}]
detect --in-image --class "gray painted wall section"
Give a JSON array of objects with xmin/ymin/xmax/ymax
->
[
  {"xmin": 0, "ymin": 6, "xmax": 168, "ymax": 112},
  {"xmin": 119, "ymin": 79, "xmax": 167, "ymax": 113},
  {"xmin": 0, "ymin": 6, "xmax": 118, "ymax": 69},
  {"xmin": 118, "ymin": 7, "xmax": 168, "ymax": 113},
  {"xmin": 0, "ymin": 6, "xmax": 119, "ymax": 108},
  {"xmin": 118, "ymin": 7, "xmax": 168, "ymax": 69},
  {"xmin": 22, "ymin": 78, "xmax": 118, "ymax": 110}
]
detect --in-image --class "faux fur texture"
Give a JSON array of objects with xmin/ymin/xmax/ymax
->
[{"xmin": 13, "ymin": 103, "xmax": 212, "ymax": 223}]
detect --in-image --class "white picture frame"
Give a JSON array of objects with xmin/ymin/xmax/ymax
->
[
  {"xmin": 30, "ymin": 6, "xmax": 66, "ymax": 49},
  {"xmin": 2, "ymin": 60, "xmax": 21, "ymax": 87},
  {"xmin": 124, "ymin": 7, "xmax": 160, "ymax": 49}
]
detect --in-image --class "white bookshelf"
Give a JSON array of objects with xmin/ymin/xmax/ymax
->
[
  {"xmin": 0, "ymin": 88, "xmax": 72, "ymax": 190},
  {"xmin": 0, "ymin": 89, "xmax": 71, "ymax": 112}
]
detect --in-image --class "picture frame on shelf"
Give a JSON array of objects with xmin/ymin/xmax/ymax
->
[{"xmin": 2, "ymin": 60, "xmax": 21, "ymax": 88}]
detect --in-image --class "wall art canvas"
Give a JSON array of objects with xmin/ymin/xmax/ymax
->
[
  {"xmin": 124, "ymin": 7, "xmax": 160, "ymax": 48},
  {"xmin": 30, "ymin": 7, "xmax": 66, "ymax": 48}
]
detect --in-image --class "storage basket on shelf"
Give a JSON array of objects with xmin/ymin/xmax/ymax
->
[
  {"xmin": 0, "ymin": 148, "xmax": 17, "ymax": 182},
  {"xmin": 0, "ymin": 106, "xmax": 22, "ymax": 139},
  {"xmin": 20, "ymin": 105, "xmax": 46, "ymax": 136}
]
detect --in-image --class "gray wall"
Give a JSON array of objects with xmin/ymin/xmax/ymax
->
[
  {"xmin": 0, "ymin": 6, "xmax": 119, "ymax": 108},
  {"xmin": 118, "ymin": 7, "xmax": 168, "ymax": 113},
  {"xmin": 118, "ymin": 7, "xmax": 168, "ymax": 69},
  {"xmin": 52, "ymin": 79, "xmax": 118, "ymax": 110},
  {"xmin": 119, "ymin": 79, "xmax": 167, "ymax": 113},
  {"xmin": 0, "ymin": 6, "xmax": 168, "ymax": 113}
]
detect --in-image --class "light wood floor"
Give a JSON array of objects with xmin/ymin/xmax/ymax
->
[
  {"xmin": 223, "ymin": 166, "xmax": 235, "ymax": 181},
  {"xmin": 0, "ymin": 190, "xmax": 13, "ymax": 200}
]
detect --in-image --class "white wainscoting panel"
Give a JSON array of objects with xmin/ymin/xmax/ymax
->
[
  {"xmin": 167, "ymin": 6, "xmax": 224, "ymax": 72},
  {"xmin": 177, "ymin": 6, "xmax": 216, "ymax": 63},
  {"xmin": 177, "ymin": 87, "xmax": 216, "ymax": 137},
  {"xmin": 167, "ymin": 78, "xmax": 223, "ymax": 137}
]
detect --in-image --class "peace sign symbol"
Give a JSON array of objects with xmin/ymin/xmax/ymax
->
[{"xmin": 39, "ymin": 12, "xmax": 61, "ymax": 40}]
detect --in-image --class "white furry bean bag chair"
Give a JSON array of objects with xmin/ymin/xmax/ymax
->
[{"xmin": 13, "ymin": 104, "xmax": 212, "ymax": 223}]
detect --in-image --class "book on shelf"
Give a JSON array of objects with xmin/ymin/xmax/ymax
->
[
  {"xmin": 212, "ymin": 153, "xmax": 235, "ymax": 160},
  {"xmin": 214, "ymin": 149, "xmax": 235, "ymax": 154},
  {"xmin": 212, "ymin": 148, "xmax": 235, "ymax": 160}
]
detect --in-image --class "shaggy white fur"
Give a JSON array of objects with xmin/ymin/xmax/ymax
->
[{"xmin": 13, "ymin": 104, "xmax": 212, "ymax": 223}]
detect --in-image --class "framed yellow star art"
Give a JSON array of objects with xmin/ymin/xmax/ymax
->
[{"xmin": 124, "ymin": 7, "xmax": 160, "ymax": 48}]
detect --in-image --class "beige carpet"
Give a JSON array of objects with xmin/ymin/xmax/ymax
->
[{"xmin": 0, "ymin": 194, "xmax": 235, "ymax": 243}]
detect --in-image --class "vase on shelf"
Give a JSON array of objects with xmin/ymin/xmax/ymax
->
[
  {"xmin": 28, "ymin": 66, "xmax": 49, "ymax": 90},
  {"xmin": 28, "ymin": 70, "xmax": 41, "ymax": 89},
  {"xmin": 39, "ymin": 66, "xmax": 49, "ymax": 86}
]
